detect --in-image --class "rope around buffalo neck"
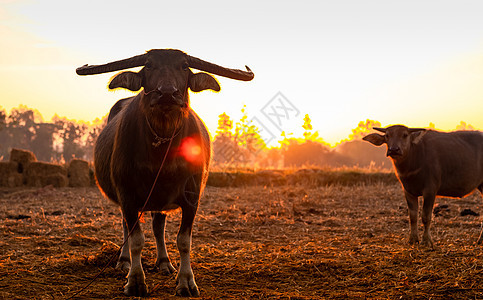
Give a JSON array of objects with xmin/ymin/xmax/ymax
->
[{"xmin": 145, "ymin": 115, "xmax": 183, "ymax": 147}]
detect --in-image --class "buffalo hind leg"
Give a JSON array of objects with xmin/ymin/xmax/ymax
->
[
  {"xmin": 152, "ymin": 212, "xmax": 176, "ymax": 274},
  {"xmin": 116, "ymin": 216, "xmax": 131, "ymax": 271},
  {"xmin": 405, "ymin": 190, "xmax": 419, "ymax": 245},
  {"xmin": 123, "ymin": 208, "xmax": 147, "ymax": 297},
  {"xmin": 421, "ymin": 191, "xmax": 436, "ymax": 248}
]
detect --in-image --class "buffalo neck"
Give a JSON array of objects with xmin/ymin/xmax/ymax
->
[
  {"xmin": 392, "ymin": 142, "xmax": 424, "ymax": 177},
  {"xmin": 140, "ymin": 98, "xmax": 188, "ymax": 139}
]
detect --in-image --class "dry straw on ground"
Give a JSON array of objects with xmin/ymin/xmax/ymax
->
[{"xmin": 1, "ymin": 174, "xmax": 482, "ymax": 299}]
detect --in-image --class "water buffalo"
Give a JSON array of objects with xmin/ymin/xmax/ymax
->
[
  {"xmin": 363, "ymin": 125, "xmax": 483, "ymax": 247},
  {"xmin": 76, "ymin": 49, "xmax": 254, "ymax": 296}
]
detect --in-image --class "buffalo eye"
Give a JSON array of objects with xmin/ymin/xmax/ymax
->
[
  {"xmin": 402, "ymin": 133, "xmax": 409, "ymax": 138},
  {"xmin": 145, "ymin": 62, "xmax": 153, "ymax": 70},
  {"xmin": 182, "ymin": 63, "xmax": 189, "ymax": 71}
]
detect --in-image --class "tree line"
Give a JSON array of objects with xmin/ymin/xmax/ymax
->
[
  {"xmin": 0, "ymin": 104, "xmax": 477, "ymax": 169},
  {"xmin": 0, "ymin": 105, "xmax": 106, "ymax": 162},
  {"xmin": 212, "ymin": 108, "xmax": 479, "ymax": 170},
  {"xmin": 212, "ymin": 110, "xmax": 392, "ymax": 170}
]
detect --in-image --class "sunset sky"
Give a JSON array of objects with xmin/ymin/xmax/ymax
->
[{"xmin": 1, "ymin": 0, "xmax": 482, "ymax": 145}]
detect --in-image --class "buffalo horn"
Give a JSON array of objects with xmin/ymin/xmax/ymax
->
[
  {"xmin": 187, "ymin": 56, "xmax": 254, "ymax": 81},
  {"xmin": 409, "ymin": 128, "xmax": 426, "ymax": 133},
  {"xmin": 76, "ymin": 53, "xmax": 147, "ymax": 75},
  {"xmin": 373, "ymin": 127, "xmax": 387, "ymax": 133}
]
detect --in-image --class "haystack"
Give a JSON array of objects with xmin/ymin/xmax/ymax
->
[
  {"xmin": 207, "ymin": 172, "xmax": 234, "ymax": 187},
  {"xmin": 9, "ymin": 148, "xmax": 37, "ymax": 173},
  {"xmin": 256, "ymin": 169, "xmax": 287, "ymax": 186},
  {"xmin": 0, "ymin": 162, "xmax": 23, "ymax": 187},
  {"xmin": 68, "ymin": 159, "xmax": 90, "ymax": 187},
  {"xmin": 25, "ymin": 162, "xmax": 68, "ymax": 188}
]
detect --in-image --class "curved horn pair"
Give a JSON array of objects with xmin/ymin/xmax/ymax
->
[{"xmin": 76, "ymin": 50, "xmax": 254, "ymax": 81}]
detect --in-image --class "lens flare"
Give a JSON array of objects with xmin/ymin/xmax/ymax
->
[{"xmin": 179, "ymin": 136, "xmax": 202, "ymax": 165}]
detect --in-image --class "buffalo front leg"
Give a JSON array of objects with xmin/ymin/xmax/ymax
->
[
  {"xmin": 116, "ymin": 215, "xmax": 131, "ymax": 271},
  {"xmin": 421, "ymin": 191, "xmax": 436, "ymax": 248},
  {"xmin": 123, "ymin": 208, "xmax": 147, "ymax": 297},
  {"xmin": 175, "ymin": 208, "xmax": 199, "ymax": 297},
  {"xmin": 405, "ymin": 190, "xmax": 419, "ymax": 245},
  {"xmin": 152, "ymin": 212, "xmax": 176, "ymax": 274}
]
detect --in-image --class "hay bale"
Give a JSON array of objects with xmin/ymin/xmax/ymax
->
[
  {"xmin": 68, "ymin": 159, "xmax": 90, "ymax": 187},
  {"xmin": 207, "ymin": 172, "xmax": 234, "ymax": 187},
  {"xmin": 9, "ymin": 148, "xmax": 37, "ymax": 173},
  {"xmin": 255, "ymin": 170, "xmax": 287, "ymax": 186},
  {"xmin": 287, "ymin": 169, "xmax": 318, "ymax": 186},
  {"xmin": 25, "ymin": 162, "xmax": 68, "ymax": 188},
  {"xmin": 0, "ymin": 162, "xmax": 23, "ymax": 187}
]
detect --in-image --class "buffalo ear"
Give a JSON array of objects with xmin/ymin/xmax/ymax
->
[
  {"xmin": 189, "ymin": 72, "xmax": 220, "ymax": 92},
  {"xmin": 363, "ymin": 133, "xmax": 386, "ymax": 146},
  {"xmin": 410, "ymin": 129, "xmax": 427, "ymax": 144},
  {"xmin": 109, "ymin": 71, "xmax": 143, "ymax": 91}
]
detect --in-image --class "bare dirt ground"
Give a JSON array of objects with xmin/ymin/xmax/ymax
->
[{"xmin": 1, "ymin": 182, "xmax": 483, "ymax": 299}]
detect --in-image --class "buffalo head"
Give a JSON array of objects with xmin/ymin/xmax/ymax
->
[
  {"xmin": 76, "ymin": 49, "xmax": 254, "ymax": 115},
  {"xmin": 363, "ymin": 125, "xmax": 426, "ymax": 159}
]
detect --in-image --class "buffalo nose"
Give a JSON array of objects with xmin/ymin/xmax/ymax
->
[
  {"xmin": 157, "ymin": 85, "xmax": 178, "ymax": 97},
  {"xmin": 387, "ymin": 146, "xmax": 401, "ymax": 157}
]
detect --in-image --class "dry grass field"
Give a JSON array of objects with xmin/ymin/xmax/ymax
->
[{"xmin": 1, "ymin": 175, "xmax": 483, "ymax": 299}]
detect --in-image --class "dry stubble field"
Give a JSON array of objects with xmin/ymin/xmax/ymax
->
[{"xmin": 1, "ymin": 180, "xmax": 483, "ymax": 299}]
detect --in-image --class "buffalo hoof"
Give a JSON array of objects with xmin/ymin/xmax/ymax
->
[
  {"xmin": 124, "ymin": 281, "xmax": 148, "ymax": 297},
  {"xmin": 421, "ymin": 239, "xmax": 434, "ymax": 249},
  {"xmin": 154, "ymin": 260, "xmax": 176, "ymax": 275},
  {"xmin": 175, "ymin": 284, "xmax": 200, "ymax": 297},
  {"xmin": 408, "ymin": 235, "xmax": 419, "ymax": 245},
  {"xmin": 175, "ymin": 276, "xmax": 199, "ymax": 297},
  {"xmin": 116, "ymin": 259, "xmax": 131, "ymax": 271}
]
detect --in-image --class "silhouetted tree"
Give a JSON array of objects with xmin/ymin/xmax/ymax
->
[
  {"xmin": 455, "ymin": 121, "xmax": 475, "ymax": 131},
  {"xmin": 213, "ymin": 112, "xmax": 239, "ymax": 165},
  {"xmin": 6, "ymin": 106, "xmax": 40, "ymax": 151},
  {"xmin": 31, "ymin": 123, "xmax": 59, "ymax": 161},
  {"xmin": 215, "ymin": 112, "xmax": 233, "ymax": 139},
  {"xmin": 212, "ymin": 107, "xmax": 266, "ymax": 167},
  {"xmin": 53, "ymin": 116, "xmax": 87, "ymax": 161},
  {"xmin": 348, "ymin": 119, "xmax": 381, "ymax": 141},
  {"xmin": 84, "ymin": 117, "xmax": 107, "ymax": 161},
  {"xmin": 302, "ymin": 114, "xmax": 313, "ymax": 140},
  {"xmin": 235, "ymin": 106, "xmax": 265, "ymax": 153}
]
